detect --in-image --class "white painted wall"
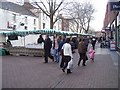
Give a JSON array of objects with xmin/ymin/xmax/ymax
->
[
  {"xmin": 0, "ymin": 8, "xmax": 39, "ymax": 45},
  {"xmin": 0, "ymin": 8, "xmax": 39, "ymax": 31}
]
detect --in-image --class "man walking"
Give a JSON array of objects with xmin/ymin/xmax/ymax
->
[{"xmin": 44, "ymin": 35, "xmax": 54, "ymax": 63}]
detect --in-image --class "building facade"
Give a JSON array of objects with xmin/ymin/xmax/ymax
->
[
  {"xmin": 103, "ymin": 0, "xmax": 120, "ymax": 52},
  {"xmin": 0, "ymin": 1, "xmax": 72, "ymax": 46},
  {"xmin": 0, "ymin": 2, "xmax": 39, "ymax": 46}
]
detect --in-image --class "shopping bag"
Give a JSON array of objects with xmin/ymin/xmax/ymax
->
[
  {"xmin": 67, "ymin": 59, "xmax": 73, "ymax": 69},
  {"xmin": 50, "ymin": 48, "xmax": 55, "ymax": 56}
]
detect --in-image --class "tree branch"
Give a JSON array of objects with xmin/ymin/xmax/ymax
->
[
  {"xmin": 35, "ymin": 2, "xmax": 50, "ymax": 17},
  {"xmin": 40, "ymin": 0, "xmax": 49, "ymax": 14},
  {"xmin": 54, "ymin": 0, "xmax": 64, "ymax": 14}
]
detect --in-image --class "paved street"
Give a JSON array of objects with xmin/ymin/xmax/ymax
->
[{"xmin": 2, "ymin": 43, "xmax": 119, "ymax": 88}]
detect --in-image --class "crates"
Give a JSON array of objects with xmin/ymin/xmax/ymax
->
[{"xmin": 6, "ymin": 47, "xmax": 44, "ymax": 57}]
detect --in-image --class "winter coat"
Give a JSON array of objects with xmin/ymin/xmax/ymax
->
[
  {"xmin": 89, "ymin": 48, "xmax": 95, "ymax": 59},
  {"xmin": 44, "ymin": 38, "xmax": 52, "ymax": 50},
  {"xmin": 78, "ymin": 41, "xmax": 87, "ymax": 53}
]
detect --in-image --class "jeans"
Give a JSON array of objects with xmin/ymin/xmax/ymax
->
[{"xmin": 54, "ymin": 49, "xmax": 60, "ymax": 63}]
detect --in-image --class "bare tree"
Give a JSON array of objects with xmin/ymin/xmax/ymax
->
[
  {"xmin": 32, "ymin": 0, "xmax": 64, "ymax": 29},
  {"xmin": 66, "ymin": 2, "xmax": 95, "ymax": 33}
]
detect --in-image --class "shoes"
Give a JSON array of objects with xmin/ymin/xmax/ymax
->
[
  {"xmin": 82, "ymin": 64, "xmax": 86, "ymax": 66},
  {"xmin": 67, "ymin": 71, "xmax": 72, "ymax": 74},
  {"xmin": 62, "ymin": 68, "xmax": 65, "ymax": 72},
  {"xmin": 67, "ymin": 69, "xmax": 72, "ymax": 74},
  {"xmin": 43, "ymin": 62, "xmax": 48, "ymax": 63},
  {"xmin": 52, "ymin": 58, "xmax": 54, "ymax": 62}
]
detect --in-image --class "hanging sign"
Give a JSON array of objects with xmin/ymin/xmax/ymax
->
[{"xmin": 110, "ymin": 2, "xmax": 120, "ymax": 11}]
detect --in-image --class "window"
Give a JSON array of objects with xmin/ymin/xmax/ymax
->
[
  {"xmin": 34, "ymin": 27, "xmax": 36, "ymax": 30},
  {"xmin": 34, "ymin": 19, "xmax": 36, "ymax": 25},
  {"xmin": 43, "ymin": 23, "xmax": 45, "ymax": 29},
  {"xmin": 25, "ymin": 17, "xmax": 27, "ymax": 24},
  {"xmin": 24, "ymin": 26, "xmax": 27, "ymax": 30},
  {"xmin": 13, "ymin": 25, "xmax": 16, "ymax": 30},
  {"xmin": 54, "ymin": 26, "xmax": 56, "ymax": 30},
  {"xmin": 43, "ymin": 13, "xmax": 45, "ymax": 20},
  {"xmin": 13, "ymin": 14, "xmax": 16, "ymax": 23}
]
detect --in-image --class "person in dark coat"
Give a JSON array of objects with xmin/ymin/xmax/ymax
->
[
  {"xmin": 37, "ymin": 34, "xmax": 44, "ymax": 44},
  {"xmin": 91, "ymin": 37, "xmax": 96, "ymax": 50},
  {"xmin": 44, "ymin": 35, "xmax": 54, "ymax": 63},
  {"xmin": 78, "ymin": 38, "xmax": 87, "ymax": 66},
  {"xmin": 7, "ymin": 39, "xmax": 12, "ymax": 47},
  {"xmin": 84, "ymin": 37, "xmax": 89, "ymax": 51},
  {"xmin": 58, "ymin": 35, "xmax": 66, "ymax": 68}
]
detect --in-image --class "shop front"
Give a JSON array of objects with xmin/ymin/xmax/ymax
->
[
  {"xmin": 110, "ymin": 1, "xmax": 120, "ymax": 52},
  {"xmin": 116, "ymin": 12, "xmax": 120, "ymax": 52},
  {"xmin": 103, "ymin": 1, "xmax": 120, "ymax": 52}
]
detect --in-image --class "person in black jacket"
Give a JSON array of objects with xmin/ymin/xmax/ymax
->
[
  {"xmin": 37, "ymin": 35, "xmax": 44, "ymax": 44},
  {"xmin": 44, "ymin": 35, "xmax": 54, "ymax": 63},
  {"xmin": 58, "ymin": 35, "xmax": 66, "ymax": 68}
]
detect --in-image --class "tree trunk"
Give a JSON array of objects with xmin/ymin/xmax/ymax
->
[{"xmin": 50, "ymin": 15, "xmax": 54, "ymax": 29}]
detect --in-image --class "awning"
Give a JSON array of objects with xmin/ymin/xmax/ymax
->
[
  {"xmin": 0, "ymin": 29, "xmax": 93, "ymax": 37},
  {"xmin": 0, "ymin": 29, "xmax": 79, "ymax": 36}
]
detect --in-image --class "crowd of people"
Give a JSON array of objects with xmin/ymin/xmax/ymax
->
[{"xmin": 37, "ymin": 34, "xmax": 97, "ymax": 74}]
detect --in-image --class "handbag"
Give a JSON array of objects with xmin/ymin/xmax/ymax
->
[{"xmin": 50, "ymin": 48, "xmax": 54, "ymax": 56}]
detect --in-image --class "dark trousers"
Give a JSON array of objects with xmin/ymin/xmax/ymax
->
[
  {"xmin": 78, "ymin": 53, "xmax": 86, "ymax": 66},
  {"xmin": 62, "ymin": 56, "xmax": 71, "ymax": 70},
  {"xmin": 44, "ymin": 49, "xmax": 53, "ymax": 63},
  {"xmin": 92, "ymin": 43, "xmax": 95, "ymax": 50},
  {"xmin": 60, "ymin": 56, "xmax": 64, "ymax": 68}
]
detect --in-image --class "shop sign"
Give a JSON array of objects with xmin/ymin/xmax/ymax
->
[{"xmin": 110, "ymin": 2, "xmax": 120, "ymax": 11}]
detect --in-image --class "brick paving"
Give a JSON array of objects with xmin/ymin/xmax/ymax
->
[{"xmin": 2, "ymin": 43, "xmax": 118, "ymax": 88}]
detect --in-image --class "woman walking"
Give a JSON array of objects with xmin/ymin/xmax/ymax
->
[{"xmin": 78, "ymin": 38, "xmax": 87, "ymax": 66}]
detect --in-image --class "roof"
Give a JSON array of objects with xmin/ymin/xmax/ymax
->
[{"xmin": 0, "ymin": 2, "xmax": 37, "ymax": 17}]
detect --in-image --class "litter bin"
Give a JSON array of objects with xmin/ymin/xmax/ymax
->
[{"xmin": 0, "ymin": 48, "xmax": 6, "ymax": 56}]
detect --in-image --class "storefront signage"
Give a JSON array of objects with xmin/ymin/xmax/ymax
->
[{"xmin": 110, "ymin": 2, "xmax": 120, "ymax": 11}]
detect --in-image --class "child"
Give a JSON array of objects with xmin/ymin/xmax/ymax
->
[{"xmin": 88, "ymin": 47, "xmax": 95, "ymax": 62}]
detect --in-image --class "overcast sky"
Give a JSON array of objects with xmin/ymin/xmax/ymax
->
[
  {"xmin": 7, "ymin": 0, "xmax": 108, "ymax": 31},
  {"xmin": 90, "ymin": 0, "xmax": 108, "ymax": 31},
  {"xmin": 64, "ymin": 0, "xmax": 108, "ymax": 31}
]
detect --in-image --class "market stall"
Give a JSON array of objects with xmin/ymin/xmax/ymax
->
[{"xmin": 0, "ymin": 29, "xmax": 82, "ymax": 56}]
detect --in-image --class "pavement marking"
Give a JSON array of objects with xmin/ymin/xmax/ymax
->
[{"xmin": 49, "ymin": 74, "xmax": 66, "ymax": 89}]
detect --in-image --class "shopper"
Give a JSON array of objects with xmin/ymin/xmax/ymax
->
[
  {"xmin": 61, "ymin": 38, "xmax": 73, "ymax": 74},
  {"xmin": 44, "ymin": 35, "xmax": 54, "ymax": 63},
  {"xmin": 78, "ymin": 38, "xmax": 87, "ymax": 66}
]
